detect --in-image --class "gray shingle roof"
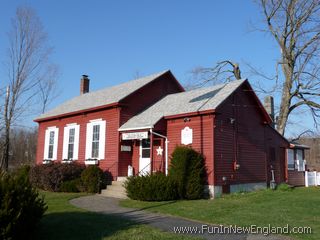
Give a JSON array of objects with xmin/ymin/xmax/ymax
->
[
  {"xmin": 35, "ymin": 70, "xmax": 169, "ymax": 120},
  {"xmin": 119, "ymin": 79, "xmax": 246, "ymax": 131}
]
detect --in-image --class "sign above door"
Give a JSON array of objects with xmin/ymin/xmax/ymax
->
[{"xmin": 122, "ymin": 131, "xmax": 148, "ymax": 140}]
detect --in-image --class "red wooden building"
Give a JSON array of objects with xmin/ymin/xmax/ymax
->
[{"xmin": 35, "ymin": 70, "xmax": 290, "ymax": 197}]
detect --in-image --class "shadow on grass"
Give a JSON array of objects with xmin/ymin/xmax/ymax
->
[
  {"xmin": 125, "ymin": 200, "xmax": 177, "ymax": 213},
  {"xmin": 35, "ymin": 211, "xmax": 139, "ymax": 240}
]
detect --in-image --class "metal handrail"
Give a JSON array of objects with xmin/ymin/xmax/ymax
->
[{"xmin": 137, "ymin": 162, "xmax": 151, "ymax": 176}]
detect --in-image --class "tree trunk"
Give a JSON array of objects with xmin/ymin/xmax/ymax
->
[
  {"xmin": 276, "ymin": 57, "xmax": 293, "ymax": 136},
  {"xmin": 277, "ymin": 89, "xmax": 291, "ymax": 135},
  {"xmin": 0, "ymin": 86, "xmax": 10, "ymax": 172},
  {"xmin": 0, "ymin": 127, "xmax": 10, "ymax": 171}
]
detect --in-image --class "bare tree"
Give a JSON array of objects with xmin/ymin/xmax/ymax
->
[
  {"xmin": 192, "ymin": 1, "xmax": 320, "ymax": 136},
  {"xmin": 38, "ymin": 64, "xmax": 59, "ymax": 113},
  {"xmin": 0, "ymin": 7, "xmax": 58, "ymax": 171},
  {"xmin": 191, "ymin": 60, "xmax": 242, "ymax": 88},
  {"xmin": 259, "ymin": 0, "xmax": 320, "ymax": 135},
  {"xmin": 9, "ymin": 128, "xmax": 38, "ymax": 168}
]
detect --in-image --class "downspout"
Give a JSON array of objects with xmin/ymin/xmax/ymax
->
[{"xmin": 150, "ymin": 129, "xmax": 169, "ymax": 175}]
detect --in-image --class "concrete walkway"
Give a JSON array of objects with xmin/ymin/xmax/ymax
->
[{"xmin": 70, "ymin": 195, "xmax": 292, "ymax": 240}]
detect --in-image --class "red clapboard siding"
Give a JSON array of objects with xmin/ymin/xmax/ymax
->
[
  {"xmin": 36, "ymin": 107, "xmax": 120, "ymax": 179},
  {"xmin": 131, "ymin": 140, "xmax": 140, "ymax": 175},
  {"xmin": 264, "ymin": 126, "xmax": 288, "ymax": 183},
  {"xmin": 167, "ymin": 114, "xmax": 214, "ymax": 185},
  {"xmin": 214, "ymin": 83, "xmax": 288, "ymax": 186},
  {"xmin": 118, "ymin": 141, "xmax": 133, "ymax": 176},
  {"xmin": 152, "ymin": 138, "xmax": 165, "ymax": 172},
  {"xmin": 288, "ymin": 171, "xmax": 305, "ymax": 186}
]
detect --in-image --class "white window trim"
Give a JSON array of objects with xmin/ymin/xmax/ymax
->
[
  {"xmin": 62, "ymin": 124, "xmax": 80, "ymax": 161},
  {"xmin": 90, "ymin": 118, "xmax": 103, "ymax": 123},
  {"xmin": 85, "ymin": 119, "xmax": 106, "ymax": 160},
  {"xmin": 43, "ymin": 126, "xmax": 59, "ymax": 161},
  {"xmin": 84, "ymin": 159, "xmax": 99, "ymax": 165}
]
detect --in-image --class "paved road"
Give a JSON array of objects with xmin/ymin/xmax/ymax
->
[{"xmin": 70, "ymin": 195, "xmax": 292, "ymax": 240}]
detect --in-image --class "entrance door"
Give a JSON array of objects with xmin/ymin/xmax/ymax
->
[{"xmin": 139, "ymin": 139, "xmax": 151, "ymax": 175}]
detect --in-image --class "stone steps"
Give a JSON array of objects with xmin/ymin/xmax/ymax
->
[{"xmin": 100, "ymin": 179, "xmax": 128, "ymax": 199}]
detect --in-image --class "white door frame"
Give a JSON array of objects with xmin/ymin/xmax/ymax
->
[{"xmin": 139, "ymin": 139, "xmax": 151, "ymax": 175}]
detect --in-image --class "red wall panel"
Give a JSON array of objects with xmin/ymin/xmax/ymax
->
[
  {"xmin": 214, "ymin": 83, "xmax": 288, "ymax": 186},
  {"xmin": 167, "ymin": 114, "xmax": 214, "ymax": 185},
  {"xmin": 36, "ymin": 107, "xmax": 120, "ymax": 179}
]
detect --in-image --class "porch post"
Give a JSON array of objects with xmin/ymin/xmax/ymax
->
[
  {"xmin": 150, "ymin": 129, "xmax": 153, "ymax": 173},
  {"xmin": 165, "ymin": 138, "xmax": 168, "ymax": 175},
  {"xmin": 149, "ymin": 129, "xmax": 169, "ymax": 176}
]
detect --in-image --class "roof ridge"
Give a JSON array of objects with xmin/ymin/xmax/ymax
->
[
  {"xmin": 119, "ymin": 79, "xmax": 246, "ymax": 131},
  {"xmin": 160, "ymin": 79, "xmax": 245, "ymax": 99},
  {"xmin": 84, "ymin": 69, "xmax": 169, "ymax": 96},
  {"xmin": 35, "ymin": 69, "xmax": 170, "ymax": 121}
]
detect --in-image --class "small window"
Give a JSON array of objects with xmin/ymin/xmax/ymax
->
[
  {"xmin": 141, "ymin": 139, "xmax": 150, "ymax": 158},
  {"xmin": 85, "ymin": 120, "xmax": 106, "ymax": 160},
  {"xmin": 287, "ymin": 149, "xmax": 294, "ymax": 170},
  {"xmin": 63, "ymin": 124, "xmax": 80, "ymax": 161},
  {"xmin": 92, "ymin": 124, "xmax": 100, "ymax": 158},
  {"xmin": 296, "ymin": 149, "xmax": 303, "ymax": 160},
  {"xmin": 44, "ymin": 127, "xmax": 58, "ymax": 161},
  {"xmin": 67, "ymin": 128, "xmax": 75, "ymax": 159},
  {"xmin": 296, "ymin": 149, "xmax": 305, "ymax": 171},
  {"xmin": 48, "ymin": 131, "xmax": 55, "ymax": 159}
]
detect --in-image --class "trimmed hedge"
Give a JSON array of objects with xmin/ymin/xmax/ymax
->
[
  {"xmin": 30, "ymin": 162, "xmax": 85, "ymax": 192},
  {"xmin": 81, "ymin": 165, "xmax": 107, "ymax": 193},
  {"xmin": 124, "ymin": 146, "xmax": 207, "ymax": 201},
  {"xmin": 59, "ymin": 178, "xmax": 81, "ymax": 192},
  {"xmin": 0, "ymin": 171, "xmax": 47, "ymax": 240},
  {"xmin": 29, "ymin": 163, "xmax": 109, "ymax": 193},
  {"xmin": 125, "ymin": 172, "xmax": 178, "ymax": 201},
  {"xmin": 169, "ymin": 146, "xmax": 206, "ymax": 199}
]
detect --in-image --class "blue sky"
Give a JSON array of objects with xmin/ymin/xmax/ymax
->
[{"xmin": 0, "ymin": 0, "xmax": 311, "ymax": 136}]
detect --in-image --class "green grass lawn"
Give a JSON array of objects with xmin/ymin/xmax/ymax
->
[
  {"xmin": 35, "ymin": 191, "xmax": 199, "ymax": 240},
  {"xmin": 120, "ymin": 187, "xmax": 320, "ymax": 240}
]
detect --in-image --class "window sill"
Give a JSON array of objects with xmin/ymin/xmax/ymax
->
[
  {"xmin": 62, "ymin": 159, "xmax": 74, "ymax": 164},
  {"xmin": 85, "ymin": 159, "xmax": 99, "ymax": 165},
  {"xmin": 43, "ymin": 160, "xmax": 52, "ymax": 164}
]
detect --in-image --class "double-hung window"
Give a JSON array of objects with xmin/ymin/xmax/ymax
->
[
  {"xmin": 92, "ymin": 124, "xmax": 100, "ymax": 158},
  {"xmin": 68, "ymin": 128, "xmax": 75, "ymax": 159},
  {"xmin": 287, "ymin": 149, "xmax": 295, "ymax": 170},
  {"xmin": 86, "ymin": 119, "xmax": 106, "ymax": 160},
  {"xmin": 296, "ymin": 149, "xmax": 305, "ymax": 171},
  {"xmin": 48, "ymin": 131, "xmax": 55, "ymax": 159},
  {"xmin": 44, "ymin": 127, "xmax": 59, "ymax": 161},
  {"xmin": 63, "ymin": 124, "xmax": 80, "ymax": 160},
  {"xmin": 287, "ymin": 149, "xmax": 305, "ymax": 171}
]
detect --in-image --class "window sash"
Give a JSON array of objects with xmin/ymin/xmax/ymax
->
[
  {"xmin": 141, "ymin": 139, "xmax": 150, "ymax": 158},
  {"xmin": 49, "ymin": 131, "xmax": 55, "ymax": 144},
  {"xmin": 296, "ymin": 149, "xmax": 303, "ymax": 160},
  {"xmin": 92, "ymin": 142, "xmax": 99, "ymax": 158},
  {"xmin": 287, "ymin": 149, "xmax": 295, "ymax": 170},
  {"xmin": 63, "ymin": 125, "xmax": 79, "ymax": 160},
  {"xmin": 44, "ymin": 127, "xmax": 58, "ymax": 161},
  {"xmin": 48, "ymin": 131, "xmax": 55, "ymax": 159},
  {"xmin": 67, "ymin": 128, "xmax": 75, "ymax": 159},
  {"xmin": 48, "ymin": 145, "xmax": 54, "ymax": 159},
  {"xmin": 91, "ymin": 124, "xmax": 100, "ymax": 158},
  {"xmin": 86, "ymin": 120, "xmax": 106, "ymax": 160}
]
